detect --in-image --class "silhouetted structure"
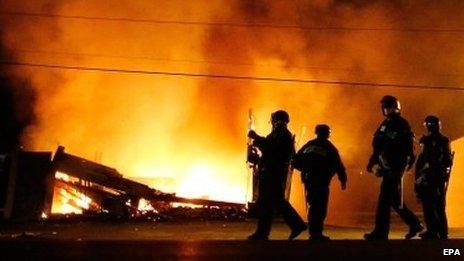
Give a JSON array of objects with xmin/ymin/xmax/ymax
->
[
  {"xmin": 365, "ymin": 95, "xmax": 423, "ymax": 240},
  {"xmin": 415, "ymin": 115, "xmax": 453, "ymax": 239},
  {"xmin": 293, "ymin": 124, "xmax": 347, "ymax": 241},
  {"xmin": 247, "ymin": 110, "xmax": 306, "ymax": 240},
  {"xmin": 1, "ymin": 150, "xmax": 51, "ymax": 221},
  {"xmin": 1, "ymin": 146, "xmax": 244, "ymax": 221}
]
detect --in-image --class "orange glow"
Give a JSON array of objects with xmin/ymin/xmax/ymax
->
[
  {"xmin": 55, "ymin": 171, "xmax": 71, "ymax": 182},
  {"xmin": 448, "ymin": 138, "xmax": 464, "ymax": 227},
  {"xmin": 2, "ymin": 1, "xmax": 464, "ymax": 226}
]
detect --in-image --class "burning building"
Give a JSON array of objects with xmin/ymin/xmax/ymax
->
[{"xmin": 0, "ymin": 146, "xmax": 245, "ymax": 221}]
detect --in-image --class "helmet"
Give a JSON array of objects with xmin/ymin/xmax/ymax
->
[
  {"xmin": 380, "ymin": 95, "xmax": 401, "ymax": 116},
  {"xmin": 424, "ymin": 115, "xmax": 441, "ymax": 133},
  {"xmin": 271, "ymin": 110, "xmax": 290, "ymax": 124},
  {"xmin": 315, "ymin": 124, "xmax": 330, "ymax": 138}
]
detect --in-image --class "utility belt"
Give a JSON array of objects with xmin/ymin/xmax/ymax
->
[
  {"xmin": 374, "ymin": 154, "xmax": 406, "ymax": 178},
  {"xmin": 416, "ymin": 163, "xmax": 447, "ymax": 185},
  {"xmin": 415, "ymin": 180, "xmax": 447, "ymax": 198},
  {"xmin": 415, "ymin": 166, "xmax": 447, "ymax": 198}
]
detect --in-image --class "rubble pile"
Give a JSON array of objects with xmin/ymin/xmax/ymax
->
[{"xmin": 0, "ymin": 146, "xmax": 246, "ymax": 222}]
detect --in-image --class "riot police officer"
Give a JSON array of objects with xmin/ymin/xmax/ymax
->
[
  {"xmin": 415, "ymin": 115, "xmax": 453, "ymax": 239},
  {"xmin": 247, "ymin": 110, "xmax": 306, "ymax": 240},
  {"xmin": 293, "ymin": 124, "xmax": 347, "ymax": 241},
  {"xmin": 364, "ymin": 95, "xmax": 423, "ymax": 240}
]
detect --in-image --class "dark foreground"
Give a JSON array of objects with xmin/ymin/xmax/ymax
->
[
  {"xmin": 1, "ymin": 221, "xmax": 463, "ymax": 260},
  {"xmin": 2, "ymin": 238, "xmax": 463, "ymax": 260}
]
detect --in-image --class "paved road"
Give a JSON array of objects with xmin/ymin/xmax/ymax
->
[{"xmin": 1, "ymin": 221, "xmax": 463, "ymax": 259}]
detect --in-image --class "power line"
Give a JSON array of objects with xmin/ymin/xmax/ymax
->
[
  {"xmin": 15, "ymin": 49, "xmax": 464, "ymax": 78},
  {"xmin": 2, "ymin": 11, "xmax": 464, "ymax": 33},
  {"xmin": 1, "ymin": 60, "xmax": 463, "ymax": 91},
  {"xmin": 11, "ymin": 49, "xmax": 393, "ymax": 74}
]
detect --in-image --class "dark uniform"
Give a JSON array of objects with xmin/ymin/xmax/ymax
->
[
  {"xmin": 365, "ymin": 95, "xmax": 422, "ymax": 240},
  {"xmin": 293, "ymin": 124, "xmax": 347, "ymax": 240},
  {"xmin": 415, "ymin": 116, "xmax": 452, "ymax": 239},
  {"xmin": 248, "ymin": 110, "xmax": 306, "ymax": 240}
]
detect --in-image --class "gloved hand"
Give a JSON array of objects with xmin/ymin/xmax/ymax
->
[
  {"xmin": 366, "ymin": 162, "xmax": 375, "ymax": 173},
  {"xmin": 248, "ymin": 130, "xmax": 258, "ymax": 139},
  {"xmin": 366, "ymin": 155, "xmax": 377, "ymax": 173}
]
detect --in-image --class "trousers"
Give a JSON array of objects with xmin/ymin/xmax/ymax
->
[
  {"xmin": 255, "ymin": 176, "xmax": 305, "ymax": 236},
  {"xmin": 374, "ymin": 173, "xmax": 421, "ymax": 236}
]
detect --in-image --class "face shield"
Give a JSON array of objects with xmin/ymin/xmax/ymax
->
[{"xmin": 424, "ymin": 120, "xmax": 441, "ymax": 133}]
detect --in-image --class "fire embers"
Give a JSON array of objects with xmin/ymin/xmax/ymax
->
[
  {"xmin": 50, "ymin": 173, "xmax": 247, "ymax": 221},
  {"xmin": 46, "ymin": 147, "xmax": 246, "ymax": 221}
]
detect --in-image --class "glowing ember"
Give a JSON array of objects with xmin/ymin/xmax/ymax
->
[
  {"xmin": 137, "ymin": 198, "xmax": 157, "ymax": 213},
  {"xmin": 55, "ymin": 171, "xmax": 71, "ymax": 182},
  {"xmin": 51, "ymin": 172, "xmax": 95, "ymax": 214}
]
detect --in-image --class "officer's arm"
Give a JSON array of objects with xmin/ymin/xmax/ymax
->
[
  {"xmin": 296, "ymin": 143, "xmax": 308, "ymax": 156},
  {"xmin": 292, "ymin": 143, "xmax": 308, "ymax": 171},
  {"xmin": 442, "ymin": 139, "xmax": 453, "ymax": 181},
  {"xmin": 251, "ymin": 134, "xmax": 267, "ymax": 150},
  {"xmin": 443, "ymin": 139, "xmax": 453, "ymax": 167},
  {"xmin": 334, "ymin": 149, "xmax": 347, "ymax": 185},
  {"xmin": 405, "ymin": 126, "xmax": 416, "ymax": 168},
  {"xmin": 367, "ymin": 135, "xmax": 381, "ymax": 171},
  {"xmin": 414, "ymin": 142, "xmax": 425, "ymax": 180}
]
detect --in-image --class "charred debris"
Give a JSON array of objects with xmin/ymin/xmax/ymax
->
[{"xmin": 0, "ymin": 146, "xmax": 246, "ymax": 222}]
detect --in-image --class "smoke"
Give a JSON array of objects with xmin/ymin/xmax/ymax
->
[
  {"xmin": 0, "ymin": 33, "xmax": 36, "ymax": 153},
  {"xmin": 1, "ymin": 0, "xmax": 464, "ymax": 224},
  {"xmin": 196, "ymin": 0, "xmax": 464, "ymax": 223}
]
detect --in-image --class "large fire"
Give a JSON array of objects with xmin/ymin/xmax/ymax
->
[{"xmin": 2, "ymin": 1, "xmax": 464, "ymax": 226}]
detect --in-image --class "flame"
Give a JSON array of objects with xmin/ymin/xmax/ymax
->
[
  {"xmin": 137, "ymin": 198, "xmax": 157, "ymax": 213},
  {"xmin": 130, "ymin": 158, "xmax": 249, "ymax": 203},
  {"xmin": 3, "ymin": 1, "xmax": 464, "ymax": 225},
  {"xmin": 51, "ymin": 172, "xmax": 94, "ymax": 214},
  {"xmin": 176, "ymin": 163, "xmax": 248, "ymax": 203},
  {"xmin": 55, "ymin": 171, "xmax": 71, "ymax": 182}
]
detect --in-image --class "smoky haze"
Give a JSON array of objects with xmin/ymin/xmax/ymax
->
[{"xmin": 1, "ymin": 0, "xmax": 463, "ymax": 225}]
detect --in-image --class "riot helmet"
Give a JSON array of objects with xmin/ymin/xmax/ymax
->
[
  {"xmin": 380, "ymin": 95, "xmax": 401, "ymax": 117},
  {"xmin": 424, "ymin": 115, "xmax": 441, "ymax": 134},
  {"xmin": 271, "ymin": 110, "xmax": 290, "ymax": 129}
]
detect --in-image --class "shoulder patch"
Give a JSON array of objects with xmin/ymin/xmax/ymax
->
[{"xmin": 303, "ymin": 145, "xmax": 328, "ymax": 156}]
